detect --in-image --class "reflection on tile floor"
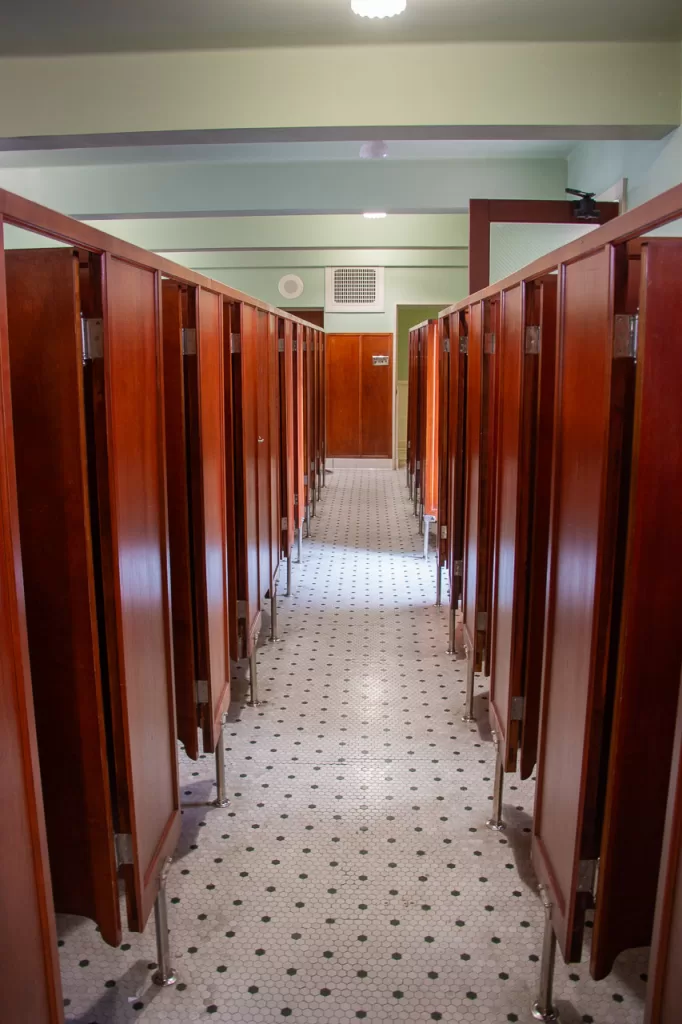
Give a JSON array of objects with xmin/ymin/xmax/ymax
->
[{"xmin": 60, "ymin": 469, "xmax": 648, "ymax": 1023}]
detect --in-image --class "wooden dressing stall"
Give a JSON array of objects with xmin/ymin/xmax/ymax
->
[
  {"xmin": 443, "ymin": 309, "xmax": 468, "ymax": 655},
  {"xmin": 435, "ymin": 315, "xmax": 450, "ymax": 607},
  {"xmin": 292, "ymin": 321, "xmax": 307, "ymax": 560},
  {"xmin": 0, "ymin": 186, "xmax": 323, "ymax": 1021},
  {"xmin": 412, "ymin": 320, "xmax": 440, "ymax": 561}
]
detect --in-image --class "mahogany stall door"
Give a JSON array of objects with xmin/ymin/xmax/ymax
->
[
  {"xmin": 462, "ymin": 303, "xmax": 483, "ymax": 668},
  {"xmin": 532, "ymin": 246, "xmax": 624, "ymax": 963},
  {"xmin": 196, "ymin": 287, "xmax": 230, "ymax": 752},
  {"xmin": 0, "ymin": 246, "xmax": 65, "ymax": 1022},
  {"xmin": 326, "ymin": 333, "xmax": 392, "ymax": 458},
  {"xmin": 6, "ymin": 249, "xmax": 122, "ymax": 946},
  {"xmin": 102, "ymin": 254, "xmax": 181, "ymax": 933},
  {"xmin": 447, "ymin": 311, "xmax": 467, "ymax": 610},
  {"xmin": 267, "ymin": 313, "xmax": 281, "ymax": 590},
  {"xmin": 235, "ymin": 305, "xmax": 262, "ymax": 654},
  {"xmin": 292, "ymin": 324, "xmax": 306, "ymax": 533},
  {"xmin": 422, "ymin": 322, "xmax": 440, "ymax": 517},
  {"xmin": 279, "ymin": 319, "xmax": 296, "ymax": 557}
]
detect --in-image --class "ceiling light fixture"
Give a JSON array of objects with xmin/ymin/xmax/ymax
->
[
  {"xmin": 351, "ymin": 0, "xmax": 407, "ymax": 19},
  {"xmin": 363, "ymin": 212, "xmax": 387, "ymax": 219}
]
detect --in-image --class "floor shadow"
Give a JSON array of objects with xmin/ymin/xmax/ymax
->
[
  {"xmin": 499, "ymin": 808, "xmax": 538, "ymax": 895},
  {"xmin": 552, "ymin": 1000, "xmax": 584, "ymax": 1024},
  {"xmin": 66, "ymin": 961, "xmax": 165, "ymax": 1023}
]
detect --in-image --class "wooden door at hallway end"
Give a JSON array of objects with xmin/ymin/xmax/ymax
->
[{"xmin": 326, "ymin": 333, "xmax": 393, "ymax": 458}]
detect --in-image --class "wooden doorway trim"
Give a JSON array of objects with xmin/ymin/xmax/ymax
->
[{"xmin": 468, "ymin": 198, "xmax": 621, "ymax": 294}]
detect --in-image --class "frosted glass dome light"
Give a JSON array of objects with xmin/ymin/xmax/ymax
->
[{"xmin": 351, "ymin": 0, "xmax": 407, "ymax": 19}]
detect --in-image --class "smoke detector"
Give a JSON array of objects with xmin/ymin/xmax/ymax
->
[{"xmin": 278, "ymin": 274, "xmax": 304, "ymax": 300}]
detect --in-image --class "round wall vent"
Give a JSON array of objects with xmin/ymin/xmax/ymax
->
[{"xmin": 278, "ymin": 274, "xmax": 304, "ymax": 300}]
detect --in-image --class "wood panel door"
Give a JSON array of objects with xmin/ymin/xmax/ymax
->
[
  {"xmin": 267, "ymin": 313, "xmax": 281, "ymax": 585},
  {"xmin": 279, "ymin": 318, "xmax": 296, "ymax": 555},
  {"xmin": 462, "ymin": 302, "xmax": 483, "ymax": 664},
  {"xmin": 307, "ymin": 329, "xmax": 318, "ymax": 496},
  {"xmin": 0, "ymin": 242, "xmax": 65, "ymax": 1023},
  {"xmin": 422, "ymin": 322, "xmax": 440, "ymax": 517},
  {"xmin": 531, "ymin": 245, "xmax": 629, "ymax": 963},
  {"xmin": 6, "ymin": 248, "xmax": 121, "ymax": 945},
  {"xmin": 255, "ymin": 309, "xmax": 272, "ymax": 599},
  {"xmin": 102, "ymin": 254, "xmax": 181, "ymax": 933},
  {"xmin": 292, "ymin": 324, "xmax": 305, "ymax": 532},
  {"xmin": 326, "ymin": 333, "xmax": 392, "ymax": 458},
  {"xmin": 590, "ymin": 240, "xmax": 682, "ymax": 979},
  {"xmin": 436, "ymin": 318, "xmax": 450, "ymax": 571}
]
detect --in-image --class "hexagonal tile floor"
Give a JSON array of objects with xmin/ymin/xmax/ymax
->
[{"xmin": 59, "ymin": 468, "xmax": 648, "ymax": 1023}]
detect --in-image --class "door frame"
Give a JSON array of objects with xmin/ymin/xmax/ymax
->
[{"xmin": 325, "ymin": 331, "xmax": 395, "ymax": 462}]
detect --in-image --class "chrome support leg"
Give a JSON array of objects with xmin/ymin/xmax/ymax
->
[
  {"xmin": 532, "ymin": 888, "xmax": 560, "ymax": 1022},
  {"xmin": 286, "ymin": 555, "xmax": 292, "ymax": 596},
  {"xmin": 152, "ymin": 858, "xmax": 177, "ymax": 987},
  {"xmin": 246, "ymin": 649, "xmax": 264, "ymax": 706},
  {"xmin": 486, "ymin": 735, "xmax": 506, "ymax": 831},
  {"xmin": 213, "ymin": 720, "xmax": 228, "ymax": 808},
  {"xmin": 423, "ymin": 516, "xmax": 430, "ymax": 559},
  {"xmin": 447, "ymin": 606, "xmax": 456, "ymax": 655},
  {"xmin": 462, "ymin": 644, "xmax": 476, "ymax": 722},
  {"xmin": 436, "ymin": 561, "xmax": 442, "ymax": 606},
  {"xmin": 297, "ymin": 526, "xmax": 303, "ymax": 563},
  {"xmin": 269, "ymin": 586, "xmax": 280, "ymax": 643}
]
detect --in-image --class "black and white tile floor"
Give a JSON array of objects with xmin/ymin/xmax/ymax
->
[{"xmin": 59, "ymin": 468, "xmax": 647, "ymax": 1023}]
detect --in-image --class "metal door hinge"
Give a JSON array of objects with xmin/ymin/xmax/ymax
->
[
  {"xmin": 231, "ymin": 333, "xmax": 241, "ymax": 354},
  {"xmin": 511, "ymin": 696, "xmax": 525, "ymax": 721},
  {"xmin": 525, "ymin": 325, "xmax": 541, "ymax": 355},
  {"xmin": 407, "ymin": 440, "xmax": 411, "ymax": 450},
  {"xmin": 281, "ymin": 517, "xmax": 288, "ymax": 531},
  {"xmin": 81, "ymin": 318, "xmax": 104, "ymax": 362},
  {"xmin": 441, "ymin": 525, "xmax": 447, "ymax": 540},
  {"xmin": 293, "ymin": 339, "xmax": 297, "ymax": 352},
  {"xmin": 443, "ymin": 338, "xmax": 451, "ymax": 354},
  {"xmin": 460, "ymin": 335, "xmax": 468, "ymax": 355},
  {"xmin": 237, "ymin": 599, "xmax": 247, "ymax": 619},
  {"xmin": 294, "ymin": 493, "xmax": 299, "ymax": 506},
  {"xmin": 416, "ymin": 460, "xmax": 421, "ymax": 470},
  {"xmin": 303, "ymin": 342, "xmax": 307, "ymax": 352},
  {"xmin": 454, "ymin": 559, "xmax": 463, "ymax": 577},
  {"xmin": 195, "ymin": 679, "xmax": 209, "ymax": 705},
  {"xmin": 304, "ymin": 474, "xmax": 308, "ymax": 485},
  {"xmin": 182, "ymin": 328, "xmax": 197, "ymax": 356},
  {"xmin": 614, "ymin": 314, "xmax": 638, "ymax": 359},
  {"xmin": 114, "ymin": 832, "xmax": 134, "ymax": 867},
  {"xmin": 278, "ymin": 338, "xmax": 285, "ymax": 353},
  {"xmin": 484, "ymin": 332, "xmax": 496, "ymax": 355},
  {"xmin": 577, "ymin": 858, "xmax": 598, "ymax": 896},
  {"xmin": 477, "ymin": 610, "xmax": 488, "ymax": 631}
]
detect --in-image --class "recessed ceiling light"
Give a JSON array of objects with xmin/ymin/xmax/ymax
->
[
  {"xmin": 363, "ymin": 212, "xmax": 388, "ymax": 219},
  {"xmin": 351, "ymin": 0, "xmax": 407, "ymax": 19}
]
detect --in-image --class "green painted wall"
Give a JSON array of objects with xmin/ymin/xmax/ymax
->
[{"xmin": 396, "ymin": 305, "xmax": 448, "ymax": 381}]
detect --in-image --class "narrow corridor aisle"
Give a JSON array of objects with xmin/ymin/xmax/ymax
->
[{"xmin": 60, "ymin": 469, "xmax": 646, "ymax": 1024}]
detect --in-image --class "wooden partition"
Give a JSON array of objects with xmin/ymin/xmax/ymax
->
[
  {"xmin": 278, "ymin": 318, "xmax": 296, "ymax": 576},
  {"xmin": 0, "ymin": 186, "xmax": 320, "ymax": 1014},
  {"xmin": 421, "ymin": 320, "xmax": 440, "ymax": 520},
  {"xmin": 435, "ymin": 316, "xmax": 450, "ymax": 604},
  {"xmin": 445, "ymin": 310, "xmax": 468, "ymax": 617},
  {"xmin": 488, "ymin": 275, "xmax": 556, "ymax": 779},
  {"xmin": 292, "ymin": 323, "xmax": 307, "ymax": 543},
  {"xmin": 162, "ymin": 280, "xmax": 231, "ymax": 760}
]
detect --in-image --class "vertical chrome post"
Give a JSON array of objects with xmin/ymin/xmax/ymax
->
[
  {"xmin": 436, "ymin": 561, "xmax": 442, "ymax": 606},
  {"xmin": 297, "ymin": 526, "xmax": 303, "ymax": 563},
  {"xmin": 462, "ymin": 644, "xmax": 476, "ymax": 722},
  {"xmin": 269, "ymin": 586, "xmax": 280, "ymax": 643},
  {"xmin": 486, "ymin": 734, "xmax": 506, "ymax": 831},
  {"xmin": 213, "ymin": 719, "xmax": 228, "ymax": 808},
  {"xmin": 447, "ymin": 606, "xmax": 456, "ymax": 655},
  {"xmin": 246, "ymin": 648, "xmax": 263, "ymax": 706},
  {"xmin": 532, "ymin": 888, "xmax": 560, "ymax": 1022},
  {"xmin": 286, "ymin": 554, "xmax": 292, "ymax": 596},
  {"xmin": 423, "ymin": 516, "xmax": 430, "ymax": 559},
  {"xmin": 152, "ymin": 858, "xmax": 177, "ymax": 987}
]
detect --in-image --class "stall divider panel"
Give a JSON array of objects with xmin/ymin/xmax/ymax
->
[
  {"xmin": 161, "ymin": 280, "xmax": 201, "ymax": 760},
  {"xmin": 196, "ymin": 287, "xmax": 230, "ymax": 751},
  {"xmin": 480, "ymin": 298, "xmax": 500, "ymax": 676},
  {"xmin": 222, "ymin": 303, "xmax": 239, "ymax": 658},
  {"xmin": 255, "ymin": 309, "xmax": 272, "ymax": 599},
  {"xmin": 422, "ymin": 321, "xmax": 440, "ymax": 518},
  {"xmin": 0, "ymin": 233, "xmax": 64, "ymax": 1023},
  {"xmin": 267, "ymin": 312, "xmax": 281, "ymax": 590},
  {"xmin": 292, "ymin": 323, "xmax": 306, "ymax": 535},
  {"xmin": 102, "ymin": 253, "xmax": 181, "ymax": 933},
  {"xmin": 436, "ymin": 316, "xmax": 450, "ymax": 578},
  {"xmin": 462, "ymin": 302, "xmax": 483, "ymax": 668},
  {"xmin": 280, "ymin": 318, "xmax": 296, "ymax": 558},
  {"xmin": 447, "ymin": 310, "xmax": 467, "ymax": 612}
]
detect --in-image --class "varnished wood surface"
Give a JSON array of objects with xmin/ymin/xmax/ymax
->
[
  {"xmin": 532, "ymin": 247, "xmax": 627, "ymax": 963},
  {"xmin": 479, "ymin": 299, "xmax": 500, "ymax": 676},
  {"xmin": 234, "ymin": 304, "xmax": 261, "ymax": 653},
  {"xmin": 256, "ymin": 310, "xmax": 272, "ymax": 600},
  {"xmin": 267, "ymin": 312, "xmax": 281, "ymax": 591},
  {"xmin": 422, "ymin": 322, "xmax": 439, "ymax": 518},
  {"xmin": 0, "ymin": 237, "xmax": 64, "ymax": 1023},
  {"xmin": 591, "ymin": 241, "xmax": 682, "ymax": 979},
  {"xmin": 162, "ymin": 281, "xmax": 200, "ymax": 760},
  {"xmin": 280, "ymin": 318, "xmax": 296, "ymax": 555},
  {"xmin": 222, "ymin": 303, "xmax": 239, "ymax": 659},
  {"xmin": 197, "ymin": 288, "xmax": 230, "ymax": 751},
  {"xmin": 462, "ymin": 302, "xmax": 482, "ymax": 661},
  {"xmin": 103, "ymin": 255, "xmax": 181, "ymax": 932},
  {"xmin": 436, "ymin": 319, "xmax": 450, "ymax": 569},
  {"xmin": 292, "ymin": 323, "xmax": 306, "ymax": 531},
  {"xmin": 447, "ymin": 311, "xmax": 467, "ymax": 610},
  {"xmin": 646, "ymin": 674, "xmax": 682, "ymax": 1024},
  {"xmin": 6, "ymin": 249, "xmax": 121, "ymax": 945}
]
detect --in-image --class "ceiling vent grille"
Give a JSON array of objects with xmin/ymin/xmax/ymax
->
[{"xmin": 325, "ymin": 267, "xmax": 385, "ymax": 313}]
